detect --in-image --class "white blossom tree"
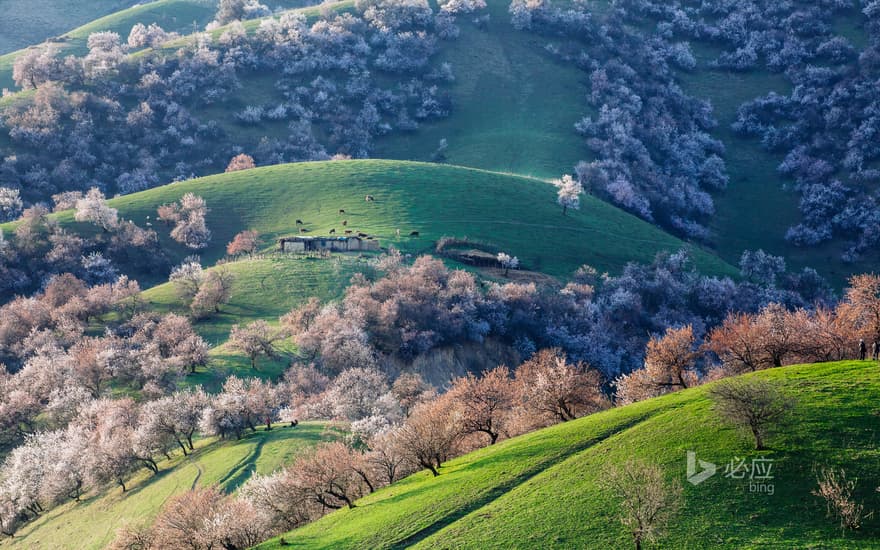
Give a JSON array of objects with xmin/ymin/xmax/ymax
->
[
  {"xmin": 497, "ymin": 252, "xmax": 519, "ymax": 276},
  {"xmin": 228, "ymin": 321, "xmax": 280, "ymax": 371},
  {"xmin": 74, "ymin": 188, "xmax": 118, "ymax": 232},
  {"xmin": 82, "ymin": 32, "xmax": 126, "ymax": 80},
  {"xmin": 553, "ymin": 174, "xmax": 583, "ymax": 216},
  {"xmin": 0, "ymin": 188, "xmax": 24, "ymax": 222}
]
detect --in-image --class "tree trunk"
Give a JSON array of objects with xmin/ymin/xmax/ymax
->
[
  {"xmin": 70, "ymin": 480, "xmax": 83, "ymax": 502},
  {"xmin": 356, "ymin": 470, "xmax": 375, "ymax": 493},
  {"xmin": 481, "ymin": 429, "xmax": 499, "ymax": 444},
  {"xmin": 422, "ymin": 460, "xmax": 440, "ymax": 477},
  {"xmin": 328, "ymin": 490, "xmax": 356, "ymax": 509},
  {"xmin": 177, "ymin": 438, "xmax": 189, "ymax": 456},
  {"xmin": 145, "ymin": 458, "xmax": 159, "ymax": 474},
  {"xmin": 118, "ymin": 479, "xmax": 127, "ymax": 492}
]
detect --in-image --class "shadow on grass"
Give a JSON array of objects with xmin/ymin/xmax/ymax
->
[
  {"xmin": 219, "ymin": 434, "xmax": 268, "ymax": 493},
  {"xmin": 388, "ymin": 412, "xmax": 659, "ymax": 549},
  {"xmin": 220, "ymin": 425, "xmax": 329, "ymax": 493}
]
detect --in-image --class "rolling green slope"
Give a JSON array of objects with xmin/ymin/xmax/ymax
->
[
  {"xmin": 0, "ymin": 0, "xmax": 141, "ymax": 56},
  {"xmin": 143, "ymin": 256, "xmax": 361, "ymax": 345},
  {"xmin": 1, "ymin": 160, "xmax": 735, "ymax": 387},
  {"xmin": 372, "ymin": 0, "xmax": 589, "ymax": 179},
  {"xmin": 0, "ymin": 0, "xmax": 215, "ymax": 91},
  {"xmin": 143, "ymin": 255, "xmax": 364, "ymax": 385},
  {"xmin": 259, "ymin": 361, "xmax": 880, "ymax": 549},
  {"xmin": 22, "ymin": 160, "xmax": 735, "ymax": 280},
  {"xmin": 1, "ymin": 422, "xmax": 332, "ymax": 550},
  {"xmin": 679, "ymin": 12, "xmax": 875, "ymax": 285},
  {"xmin": 0, "ymin": 0, "xmax": 319, "ymax": 91},
  {"xmin": 0, "ymin": 0, "xmax": 873, "ymax": 283}
]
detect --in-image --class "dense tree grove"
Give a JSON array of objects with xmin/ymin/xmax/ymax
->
[
  {"xmin": 511, "ymin": 0, "xmax": 880, "ymax": 258},
  {"xmin": 510, "ymin": 0, "xmax": 724, "ymax": 240},
  {"xmin": 286, "ymin": 250, "xmax": 830, "ymax": 379},
  {"xmin": 1, "ymin": 247, "xmax": 876, "ymax": 544},
  {"xmin": 1, "ymin": 0, "xmax": 464, "ymax": 207},
  {"xmin": 684, "ymin": 0, "xmax": 880, "ymax": 261},
  {"xmin": 95, "ymin": 265, "xmax": 880, "ymax": 546},
  {"xmin": 616, "ymin": 272, "xmax": 880, "ymax": 403},
  {"xmin": 0, "ymin": 195, "xmax": 172, "ymax": 300}
]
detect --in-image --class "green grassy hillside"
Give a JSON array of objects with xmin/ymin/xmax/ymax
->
[
  {"xmin": 0, "ymin": 0, "xmax": 873, "ymax": 283},
  {"xmin": 2, "ymin": 160, "xmax": 737, "ymax": 391},
  {"xmin": 1, "ymin": 421, "xmax": 331, "ymax": 550},
  {"xmin": 258, "ymin": 361, "xmax": 880, "ymax": 549},
  {"xmin": 0, "ymin": 0, "xmax": 319, "ymax": 91},
  {"xmin": 0, "ymin": 0, "xmax": 215, "ymax": 91},
  {"xmin": 144, "ymin": 256, "xmax": 360, "ymax": 345},
  {"xmin": 0, "ymin": 0, "xmax": 141, "ymax": 56},
  {"xmin": 372, "ymin": 0, "xmax": 588, "ymax": 179},
  {"xmin": 30, "ymin": 160, "xmax": 735, "ymax": 281},
  {"xmin": 143, "ymin": 255, "xmax": 364, "ymax": 385},
  {"xmin": 679, "ymin": 12, "xmax": 874, "ymax": 285}
]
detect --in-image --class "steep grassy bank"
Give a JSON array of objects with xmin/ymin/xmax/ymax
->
[
  {"xmin": 1, "ymin": 422, "xmax": 332, "ymax": 550},
  {"xmin": 260, "ymin": 361, "xmax": 880, "ymax": 549}
]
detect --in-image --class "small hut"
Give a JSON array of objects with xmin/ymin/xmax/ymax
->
[
  {"xmin": 278, "ymin": 235, "xmax": 380, "ymax": 253},
  {"xmin": 451, "ymin": 249, "xmax": 502, "ymax": 268}
]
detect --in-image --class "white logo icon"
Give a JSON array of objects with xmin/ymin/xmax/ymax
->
[{"xmin": 686, "ymin": 451, "xmax": 716, "ymax": 485}]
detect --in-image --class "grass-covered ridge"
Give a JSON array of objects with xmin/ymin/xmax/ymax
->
[
  {"xmin": 0, "ymin": 0, "xmax": 141, "ymax": 56},
  {"xmin": 0, "ymin": 422, "xmax": 331, "ymax": 550},
  {"xmin": 51, "ymin": 160, "xmax": 736, "ymax": 280},
  {"xmin": 0, "ymin": 0, "xmax": 325, "ymax": 91},
  {"xmin": 143, "ymin": 255, "xmax": 364, "ymax": 385},
  {"xmin": 0, "ymin": 0, "xmax": 215, "ymax": 91},
  {"xmin": 372, "ymin": 0, "xmax": 589, "ymax": 179},
  {"xmin": 0, "ymin": 0, "xmax": 874, "ymax": 283},
  {"xmin": 258, "ymin": 361, "xmax": 880, "ymax": 549}
]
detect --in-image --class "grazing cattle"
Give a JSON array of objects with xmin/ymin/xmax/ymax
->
[
  {"xmin": 329, "ymin": 229, "xmax": 336, "ymax": 234},
  {"xmin": 410, "ymin": 231, "xmax": 420, "ymax": 236},
  {"xmin": 339, "ymin": 209, "xmax": 345, "ymax": 214},
  {"xmin": 358, "ymin": 232, "xmax": 368, "ymax": 237},
  {"xmin": 296, "ymin": 219, "xmax": 303, "ymax": 225},
  {"xmin": 300, "ymin": 227, "xmax": 308, "ymax": 233},
  {"xmin": 344, "ymin": 230, "xmax": 353, "ymax": 235},
  {"xmin": 342, "ymin": 220, "xmax": 348, "ymax": 226},
  {"xmin": 365, "ymin": 195, "xmax": 375, "ymax": 202}
]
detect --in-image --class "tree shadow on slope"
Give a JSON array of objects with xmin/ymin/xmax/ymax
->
[{"xmin": 388, "ymin": 412, "xmax": 661, "ymax": 549}]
